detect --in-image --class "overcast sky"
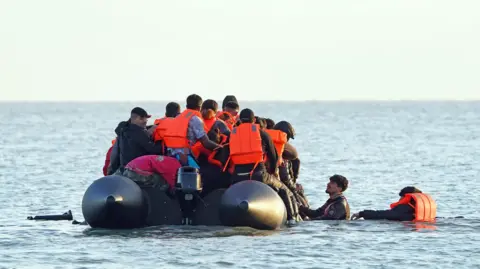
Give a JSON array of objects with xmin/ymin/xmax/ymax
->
[{"xmin": 1, "ymin": 1, "xmax": 479, "ymax": 101}]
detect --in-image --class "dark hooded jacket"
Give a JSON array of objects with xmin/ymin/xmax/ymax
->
[
  {"xmin": 358, "ymin": 204, "xmax": 414, "ymax": 221},
  {"xmin": 108, "ymin": 121, "xmax": 164, "ymax": 174}
]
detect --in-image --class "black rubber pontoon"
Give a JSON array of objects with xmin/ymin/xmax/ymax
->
[{"xmin": 81, "ymin": 169, "xmax": 287, "ymax": 230}]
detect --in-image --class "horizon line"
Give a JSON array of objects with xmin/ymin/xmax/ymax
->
[{"xmin": 1, "ymin": 99, "xmax": 480, "ymax": 103}]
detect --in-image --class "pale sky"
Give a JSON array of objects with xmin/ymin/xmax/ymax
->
[{"xmin": 1, "ymin": 1, "xmax": 479, "ymax": 101}]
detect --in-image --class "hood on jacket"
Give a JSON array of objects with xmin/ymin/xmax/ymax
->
[{"xmin": 115, "ymin": 120, "xmax": 130, "ymax": 136}]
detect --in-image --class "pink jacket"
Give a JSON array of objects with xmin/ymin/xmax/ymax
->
[{"xmin": 125, "ymin": 155, "xmax": 182, "ymax": 189}]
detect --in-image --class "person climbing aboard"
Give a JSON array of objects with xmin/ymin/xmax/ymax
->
[
  {"xmin": 162, "ymin": 94, "xmax": 221, "ymax": 169},
  {"xmin": 109, "ymin": 107, "xmax": 164, "ymax": 174},
  {"xmin": 350, "ymin": 186, "xmax": 437, "ymax": 222},
  {"xmin": 224, "ymin": 108, "xmax": 300, "ymax": 224},
  {"xmin": 265, "ymin": 120, "xmax": 308, "ymax": 208},
  {"xmin": 299, "ymin": 175, "xmax": 350, "ymax": 220},
  {"xmin": 122, "ymin": 155, "xmax": 182, "ymax": 192}
]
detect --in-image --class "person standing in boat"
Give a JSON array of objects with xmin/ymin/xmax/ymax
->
[
  {"xmin": 299, "ymin": 175, "xmax": 350, "ymax": 220},
  {"xmin": 350, "ymin": 187, "xmax": 437, "ymax": 222},
  {"xmin": 108, "ymin": 107, "xmax": 164, "ymax": 175}
]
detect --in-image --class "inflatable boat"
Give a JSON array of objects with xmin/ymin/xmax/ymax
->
[{"xmin": 81, "ymin": 167, "xmax": 288, "ymax": 230}]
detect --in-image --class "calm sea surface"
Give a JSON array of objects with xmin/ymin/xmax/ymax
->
[{"xmin": 0, "ymin": 101, "xmax": 479, "ymax": 269}]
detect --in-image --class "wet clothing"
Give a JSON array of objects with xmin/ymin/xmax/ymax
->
[
  {"xmin": 124, "ymin": 155, "xmax": 181, "ymax": 190},
  {"xmin": 300, "ymin": 194, "xmax": 350, "ymax": 220},
  {"xmin": 358, "ymin": 204, "xmax": 414, "ymax": 221},
  {"xmin": 283, "ymin": 142, "xmax": 300, "ymax": 181},
  {"xmin": 109, "ymin": 121, "xmax": 164, "ymax": 173}
]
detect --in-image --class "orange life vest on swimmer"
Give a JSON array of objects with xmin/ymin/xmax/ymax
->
[
  {"xmin": 163, "ymin": 109, "xmax": 203, "ymax": 149},
  {"xmin": 264, "ymin": 129, "xmax": 288, "ymax": 165},
  {"xmin": 153, "ymin": 117, "xmax": 175, "ymax": 142},
  {"xmin": 390, "ymin": 193, "xmax": 437, "ymax": 222},
  {"xmin": 223, "ymin": 123, "xmax": 265, "ymax": 176}
]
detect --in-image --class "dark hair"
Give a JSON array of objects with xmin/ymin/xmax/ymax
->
[
  {"xmin": 330, "ymin": 174, "xmax": 348, "ymax": 192},
  {"xmin": 255, "ymin": 116, "xmax": 266, "ymax": 129},
  {"xmin": 239, "ymin": 108, "xmax": 255, "ymax": 123},
  {"xmin": 399, "ymin": 186, "xmax": 422, "ymax": 197},
  {"xmin": 165, "ymin": 102, "xmax": 180, "ymax": 117},
  {"xmin": 201, "ymin": 99, "xmax": 218, "ymax": 112},
  {"xmin": 186, "ymin": 94, "xmax": 202, "ymax": 110},
  {"xmin": 273, "ymin": 121, "xmax": 295, "ymax": 140},
  {"xmin": 222, "ymin": 95, "xmax": 238, "ymax": 109},
  {"xmin": 265, "ymin": 118, "xmax": 275, "ymax": 129},
  {"xmin": 225, "ymin": 101, "xmax": 239, "ymax": 110}
]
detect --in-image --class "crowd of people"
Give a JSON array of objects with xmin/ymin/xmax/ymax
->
[{"xmin": 101, "ymin": 94, "xmax": 437, "ymax": 225}]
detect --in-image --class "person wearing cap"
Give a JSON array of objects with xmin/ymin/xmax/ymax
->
[
  {"xmin": 299, "ymin": 175, "xmax": 350, "ymax": 220},
  {"xmin": 108, "ymin": 107, "xmax": 164, "ymax": 174},
  {"xmin": 351, "ymin": 186, "xmax": 436, "ymax": 221},
  {"xmin": 227, "ymin": 108, "xmax": 300, "ymax": 224},
  {"xmin": 162, "ymin": 94, "xmax": 221, "ymax": 169}
]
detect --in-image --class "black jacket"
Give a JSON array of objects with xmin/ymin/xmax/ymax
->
[
  {"xmin": 300, "ymin": 194, "xmax": 350, "ymax": 220},
  {"xmin": 359, "ymin": 204, "xmax": 414, "ymax": 221},
  {"xmin": 109, "ymin": 121, "xmax": 164, "ymax": 172}
]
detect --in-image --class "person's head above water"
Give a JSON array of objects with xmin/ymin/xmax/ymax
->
[
  {"xmin": 326, "ymin": 174, "xmax": 348, "ymax": 195},
  {"xmin": 186, "ymin": 94, "xmax": 203, "ymax": 111},
  {"xmin": 224, "ymin": 101, "xmax": 239, "ymax": 117},
  {"xmin": 222, "ymin": 95, "xmax": 238, "ymax": 110},
  {"xmin": 239, "ymin": 108, "xmax": 255, "ymax": 123},
  {"xmin": 399, "ymin": 186, "xmax": 422, "ymax": 197},
  {"xmin": 165, "ymin": 102, "xmax": 180, "ymax": 117},
  {"xmin": 273, "ymin": 121, "xmax": 295, "ymax": 141},
  {"xmin": 265, "ymin": 118, "xmax": 275, "ymax": 129},
  {"xmin": 201, "ymin": 99, "xmax": 218, "ymax": 120},
  {"xmin": 130, "ymin": 107, "xmax": 151, "ymax": 128}
]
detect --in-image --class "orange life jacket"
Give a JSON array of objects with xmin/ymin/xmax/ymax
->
[
  {"xmin": 189, "ymin": 117, "xmax": 216, "ymax": 159},
  {"xmin": 264, "ymin": 129, "xmax": 287, "ymax": 165},
  {"xmin": 203, "ymin": 117, "xmax": 216, "ymax": 132},
  {"xmin": 111, "ymin": 138, "xmax": 116, "ymax": 145},
  {"xmin": 207, "ymin": 134, "xmax": 229, "ymax": 168},
  {"xmin": 223, "ymin": 123, "xmax": 264, "ymax": 176},
  {"xmin": 216, "ymin": 111, "xmax": 236, "ymax": 131},
  {"xmin": 390, "ymin": 193, "xmax": 437, "ymax": 222},
  {"xmin": 163, "ymin": 109, "xmax": 202, "ymax": 149},
  {"xmin": 153, "ymin": 117, "xmax": 175, "ymax": 142}
]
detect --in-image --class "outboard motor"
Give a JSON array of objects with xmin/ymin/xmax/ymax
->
[{"xmin": 175, "ymin": 166, "xmax": 203, "ymax": 225}]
